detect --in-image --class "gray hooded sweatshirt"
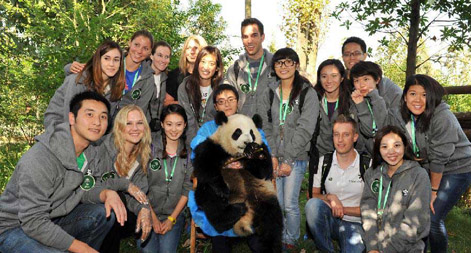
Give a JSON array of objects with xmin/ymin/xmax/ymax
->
[
  {"xmin": 224, "ymin": 49, "xmax": 276, "ymax": 117},
  {"xmin": 354, "ymin": 77, "xmax": 403, "ymax": 154},
  {"xmin": 61, "ymin": 60, "xmax": 164, "ymax": 124},
  {"xmin": 260, "ymin": 81, "xmax": 319, "ymax": 164},
  {"xmin": 147, "ymin": 132, "xmax": 193, "ymax": 220},
  {"xmin": 0, "ymin": 122, "xmax": 104, "ymax": 251},
  {"xmin": 388, "ymin": 102, "xmax": 471, "ymax": 175},
  {"xmin": 177, "ymin": 77, "xmax": 217, "ymax": 145},
  {"xmin": 91, "ymin": 134, "xmax": 149, "ymax": 215},
  {"xmin": 361, "ymin": 160, "xmax": 431, "ymax": 253}
]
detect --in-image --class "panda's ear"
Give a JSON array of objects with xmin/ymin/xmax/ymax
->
[
  {"xmin": 252, "ymin": 114, "xmax": 263, "ymax": 129},
  {"xmin": 215, "ymin": 111, "xmax": 228, "ymax": 126}
]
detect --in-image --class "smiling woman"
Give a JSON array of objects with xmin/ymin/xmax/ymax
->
[
  {"xmin": 177, "ymin": 46, "xmax": 224, "ymax": 145},
  {"xmin": 44, "ymin": 40, "xmax": 125, "ymax": 129},
  {"xmin": 361, "ymin": 125, "xmax": 431, "ymax": 253}
]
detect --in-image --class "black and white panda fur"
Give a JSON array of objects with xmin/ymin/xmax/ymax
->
[{"xmin": 193, "ymin": 112, "xmax": 282, "ymax": 252}]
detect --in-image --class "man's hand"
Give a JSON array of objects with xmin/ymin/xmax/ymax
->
[
  {"xmin": 101, "ymin": 189, "xmax": 127, "ymax": 226},
  {"xmin": 128, "ymin": 183, "xmax": 149, "ymax": 205},
  {"xmin": 327, "ymin": 194, "xmax": 344, "ymax": 218},
  {"xmin": 68, "ymin": 239, "xmax": 98, "ymax": 253},
  {"xmin": 70, "ymin": 61, "xmax": 85, "ymax": 74},
  {"xmin": 136, "ymin": 208, "xmax": 152, "ymax": 242}
]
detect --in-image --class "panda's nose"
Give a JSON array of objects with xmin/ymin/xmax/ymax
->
[{"xmin": 244, "ymin": 141, "xmax": 250, "ymax": 145}]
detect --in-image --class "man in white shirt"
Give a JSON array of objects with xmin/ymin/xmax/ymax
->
[{"xmin": 305, "ymin": 115, "xmax": 367, "ymax": 252}]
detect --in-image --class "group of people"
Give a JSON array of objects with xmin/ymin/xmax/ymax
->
[{"xmin": 0, "ymin": 16, "xmax": 470, "ymax": 253}]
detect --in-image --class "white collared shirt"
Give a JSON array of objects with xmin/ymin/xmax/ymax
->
[{"xmin": 313, "ymin": 150, "xmax": 366, "ymax": 223}]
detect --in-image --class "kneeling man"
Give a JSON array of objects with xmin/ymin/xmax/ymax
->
[
  {"xmin": 305, "ymin": 115, "xmax": 368, "ymax": 252},
  {"xmin": 0, "ymin": 91, "xmax": 126, "ymax": 253}
]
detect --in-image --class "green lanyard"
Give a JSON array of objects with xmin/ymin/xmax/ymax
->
[
  {"xmin": 410, "ymin": 115, "xmax": 420, "ymax": 157},
  {"xmin": 76, "ymin": 153, "xmax": 85, "ymax": 172},
  {"xmin": 163, "ymin": 156, "xmax": 178, "ymax": 182},
  {"xmin": 366, "ymin": 100, "xmax": 377, "ymax": 134},
  {"xmin": 279, "ymin": 86, "xmax": 290, "ymax": 126},
  {"xmin": 246, "ymin": 53, "xmax": 265, "ymax": 93},
  {"xmin": 124, "ymin": 57, "xmax": 142, "ymax": 93},
  {"xmin": 377, "ymin": 165, "xmax": 392, "ymax": 216},
  {"xmin": 323, "ymin": 96, "xmax": 338, "ymax": 114}
]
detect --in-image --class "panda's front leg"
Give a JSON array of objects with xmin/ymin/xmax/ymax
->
[
  {"xmin": 194, "ymin": 180, "xmax": 248, "ymax": 233},
  {"xmin": 243, "ymin": 143, "xmax": 273, "ymax": 180}
]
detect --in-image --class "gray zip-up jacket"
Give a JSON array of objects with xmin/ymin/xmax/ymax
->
[
  {"xmin": 91, "ymin": 134, "xmax": 148, "ymax": 215},
  {"xmin": 361, "ymin": 160, "xmax": 431, "ymax": 253},
  {"xmin": 388, "ymin": 102, "xmax": 471, "ymax": 175},
  {"xmin": 177, "ymin": 77, "xmax": 217, "ymax": 145},
  {"xmin": 354, "ymin": 77, "xmax": 402, "ymax": 154},
  {"xmin": 147, "ymin": 132, "xmax": 193, "ymax": 220},
  {"xmin": 316, "ymin": 97, "xmax": 367, "ymax": 156},
  {"xmin": 260, "ymin": 81, "xmax": 319, "ymax": 164},
  {"xmin": 63, "ymin": 60, "xmax": 164, "ymax": 124},
  {"xmin": 225, "ymin": 49, "xmax": 276, "ymax": 117},
  {"xmin": 0, "ymin": 122, "xmax": 104, "ymax": 251},
  {"xmin": 44, "ymin": 74, "xmax": 89, "ymax": 129}
]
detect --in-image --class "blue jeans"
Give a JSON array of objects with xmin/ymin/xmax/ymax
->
[
  {"xmin": 136, "ymin": 214, "xmax": 185, "ymax": 253},
  {"xmin": 429, "ymin": 172, "xmax": 471, "ymax": 253},
  {"xmin": 276, "ymin": 160, "xmax": 307, "ymax": 245},
  {"xmin": 0, "ymin": 204, "xmax": 115, "ymax": 253},
  {"xmin": 305, "ymin": 198, "xmax": 364, "ymax": 253}
]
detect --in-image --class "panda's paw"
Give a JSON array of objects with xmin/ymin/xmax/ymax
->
[{"xmin": 233, "ymin": 208, "xmax": 255, "ymax": 236}]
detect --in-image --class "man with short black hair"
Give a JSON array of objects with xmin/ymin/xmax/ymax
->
[
  {"xmin": 225, "ymin": 17, "xmax": 276, "ymax": 117},
  {"xmin": 341, "ymin": 36, "xmax": 368, "ymax": 79},
  {"xmin": 305, "ymin": 115, "xmax": 367, "ymax": 253},
  {"xmin": 0, "ymin": 91, "xmax": 126, "ymax": 253}
]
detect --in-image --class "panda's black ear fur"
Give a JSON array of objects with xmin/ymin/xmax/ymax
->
[
  {"xmin": 215, "ymin": 111, "xmax": 228, "ymax": 126},
  {"xmin": 252, "ymin": 114, "xmax": 263, "ymax": 129}
]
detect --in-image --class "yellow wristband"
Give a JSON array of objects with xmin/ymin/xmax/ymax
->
[{"xmin": 167, "ymin": 216, "xmax": 176, "ymax": 225}]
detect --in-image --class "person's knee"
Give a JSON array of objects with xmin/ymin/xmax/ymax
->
[
  {"xmin": 89, "ymin": 204, "xmax": 115, "ymax": 230},
  {"xmin": 305, "ymin": 198, "xmax": 328, "ymax": 221}
]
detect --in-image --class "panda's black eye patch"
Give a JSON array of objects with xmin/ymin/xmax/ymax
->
[
  {"xmin": 250, "ymin": 129, "xmax": 256, "ymax": 141},
  {"xmin": 232, "ymin": 129, "xmax": 242, "ymax": 140}
]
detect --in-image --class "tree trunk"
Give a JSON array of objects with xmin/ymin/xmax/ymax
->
[
  {"xmin": 406, "ymin": 0, "xmax": 420, "ymax": 78},
  {"xmin": 245, "ymin": 0, "xmax": 251, "ymax": 18}
]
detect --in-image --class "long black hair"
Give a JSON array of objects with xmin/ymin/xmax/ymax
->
[
  {"xmin": 314, "ymin": 59, "xmax": 351, "ymax": 115},
  {"xmin": 271, "ymin": 47, "xmax": 311, "ymax": 107},
  {"xmin": 372, "ymin": 125, "xmax": 416, "ymax": 169},
  {"xmin": 160, "ymin": 104, "xmax": 188, "ymax": 159},
  {"xmin": 400, "ymin": 74, "xmax": 445, "ymax": 132},
  {"xmin": 185, "ymin": 46, "xmax": 224, "ymax": 122}
]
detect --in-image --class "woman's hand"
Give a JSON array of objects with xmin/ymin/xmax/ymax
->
[
  {"xmin": 159, "ymin": 218, "xmax": 174, "ymax": 235},
  {"xmin": 351, "ymin": 89, "xmax": 364, "ymax": 104},
  {"xmin": 430, "ymin": 191, "xmax": 437, "ymax": 214},
  {"xmin": 136, "ymin": 208, "xmax": 152, "ymax": 242},
  {"xmin": 272, "ymin": 157, "xmax": 279, "ymax": 177},
  {"xmin": 70, "ymin": 61, "xmax": 85, "ymax": 74},
  {"xmin": 226, "ymin": 161, "xmax": 243, "ymax": 169},
  {"xmin": 128, "ymin": 183, "xmax": 148, "ymax": 205},
  {"xmin": 279, "ymin": 163, "xmax": 292, "ymax": 177}
]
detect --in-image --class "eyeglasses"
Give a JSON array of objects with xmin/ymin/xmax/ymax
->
[
  {"xmin": 216, "ymin": 97, "xmax": 237, "ymax": 105},
  {"xmin": 274, "ymin": 59, "xmax": 296, "ymax": 68},
  {"xmin": 342, "ymin": 51, "xmax": 363, "ymax": 58}
]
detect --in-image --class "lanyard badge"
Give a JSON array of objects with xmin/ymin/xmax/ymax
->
[{"xmin": 242, "ymin": 53, "xmax": 265, "ymax": 94}]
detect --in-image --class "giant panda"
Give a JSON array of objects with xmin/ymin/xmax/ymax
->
[{"xmin": 193, "ymin": 112, "xmax": 282, "ymax": 253}]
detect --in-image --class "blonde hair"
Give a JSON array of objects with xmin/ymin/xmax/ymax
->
[
  {"xmin": 178, "ymin": 35, "xmax": 208, "ymax": 75},
  {"xmin": 112, "ymin": 105, "xmax": 151, "ymax": 176}
]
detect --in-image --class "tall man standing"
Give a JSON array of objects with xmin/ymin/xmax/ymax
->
[
  {"xmin": 0, "ymin": 91, "xmax": 127, "ymax": 253},
  {"xmin": 225, "ymin": 18, "xmax": 276, "ymax": 117}
]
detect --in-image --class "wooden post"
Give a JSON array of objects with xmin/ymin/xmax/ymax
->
[{"xmin": 245, "ymin": 0, "xmax": 251, "ymax": 18}]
